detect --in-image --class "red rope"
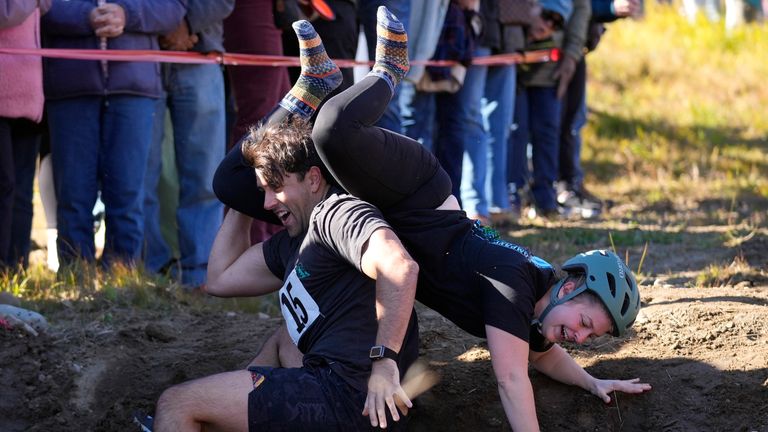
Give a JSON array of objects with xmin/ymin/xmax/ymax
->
[{"xmin": 0, "ymin": 48, "xmax": 559, "ymax": 67}]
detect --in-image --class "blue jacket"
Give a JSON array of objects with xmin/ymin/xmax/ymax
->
[
  {"xmin": 41, "ymin": 0, "xmax": 187, "ymax": 100},
  {"xmin": 185, "ymin": 0, "xmax": 233, "ymax": 54}
]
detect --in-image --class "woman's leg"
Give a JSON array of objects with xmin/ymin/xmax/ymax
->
[
  {"xmin": 212, "ymin": 20, "xmax": 342, "ymax": 222},
  {"xmin": 313, "ymin": 6, "xmax": 451, "ymax": 212}
]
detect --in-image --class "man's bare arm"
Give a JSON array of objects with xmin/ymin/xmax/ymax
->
[
  {"xmin": 360, "ymin": 227, "xmax": 419, "ymax": 429},
  {"xmin": 206, "ymin": 209, "xmax": 282, "ymax": 297}
]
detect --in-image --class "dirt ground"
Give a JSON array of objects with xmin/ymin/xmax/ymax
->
[{"xmin": 2, "ymin": 222, "xmax": 767, "ymax": 431}]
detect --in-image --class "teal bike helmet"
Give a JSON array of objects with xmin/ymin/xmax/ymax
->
[{"xmin": 534, "ymin": 250, "xmax": 641, "ymax": 337}]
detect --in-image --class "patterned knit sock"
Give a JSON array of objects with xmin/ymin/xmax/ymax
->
[
  {"xmin": 368, "ymin": 6, "xmax": 409, "ymax": 93},
  {"xmin": 279, "ymin": 20, "xmax": 342, "ymax": 119}
]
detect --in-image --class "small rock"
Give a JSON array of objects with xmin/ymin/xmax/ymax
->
[
  {"xmin": 258, "ymin": 312, "xmax": 270, "ymax": 320},
  {"xmin": 634, "ymin": 311, "xmax": 650, "ymax": 324},
  {"xmin": 226, "ymin": 311, "xmax": 237, "ymax": 318},
  {"xmin": 734, "ymin": 281, "xmax": 752, "ymax": 289},
  {"xmin": 145, "ymin": 323, "xmax": 177, "ymax": 342}
]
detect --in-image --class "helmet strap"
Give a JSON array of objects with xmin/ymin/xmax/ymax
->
[{"xmin": 532, "ymin": 276, "xmax": 589, "ymax": 331}]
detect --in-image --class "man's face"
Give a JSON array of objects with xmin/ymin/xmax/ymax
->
[
  {"xmin": 539, "ymin": 281, "xmax": 614, "ymax": 344},
  {"xmin": 255, "ymin": 169, "xmax": 315, "ymax": 238}
]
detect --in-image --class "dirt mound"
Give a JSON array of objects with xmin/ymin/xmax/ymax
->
[{"xmin": 1, "ymin": 282, "xmax": 766, "ymax": 431}]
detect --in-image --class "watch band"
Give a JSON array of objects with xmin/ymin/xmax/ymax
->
[{"xmin": 369, "ymin": 345, "xmax": 398, "ymax": 361}]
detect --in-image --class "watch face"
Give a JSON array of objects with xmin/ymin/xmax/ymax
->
[{"xmin": 370, "ymin": 346, "xmax": 384, "ymax": 358}]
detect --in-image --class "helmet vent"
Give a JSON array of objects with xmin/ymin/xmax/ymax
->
[
  {"xmin": 625, "ymin": 273, "xmax": 635, "ymax": 292},
  {"xmin": 621, "ymin": 293, "xmax": 630, "ymax": 315},
  {"xmin": 606, "ymin": 273, "xmax": 617, "ymax": 297}
]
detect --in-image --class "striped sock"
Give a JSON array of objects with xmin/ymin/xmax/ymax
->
[
  {"xmin": 279, "ymin": 20, "xmax": 342, "ymax": 119},
  {"xmin": 368, "ymin": 6, "xmax": 409, "ymax": 93}
]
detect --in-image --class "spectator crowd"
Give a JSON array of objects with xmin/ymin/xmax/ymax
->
[{"xmin": 5, "ymin": 0, "xmax": 755, "ymax": 286}]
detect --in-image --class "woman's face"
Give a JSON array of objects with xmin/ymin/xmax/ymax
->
[
  {"xmin": 538, "ymin": 279, "xmax": 614, "ymax": 344},
  {"xmin": 540, "ymin": 299, "xmax": 613, "ymax": 343}
]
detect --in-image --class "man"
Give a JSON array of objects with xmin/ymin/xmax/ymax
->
[
  {"xmin": 150, "ymin": 18, "xmax": 419, "ymax": 431},
  {"xmin": 143, "ymin": 0, "xmax": 234, "ymax": 289}
]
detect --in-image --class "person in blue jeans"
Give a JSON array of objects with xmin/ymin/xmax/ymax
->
[
  {"xmin": 357, "ymin": 0, "xmax": 411, "ymax": 133},
  {"xmin": 42, "ymin": 0, "xmax": 186, "ymax": 267},
  {"xmin": 399, "ymin": 0, "xmax": 449, "ymax": 152},
  {"xmin": 508, "ymin": 0, "xmax": 589, "ymax": 217},
  {"xmin": 509, "ymin": 84, "xmax": 563, "ymax": 216},
  {"xmin": 143, "ymin": 0, "xmax": 233, "ymax": 289},
  {"xmin": 403, "ymin": 0, "xmax": 476, "ymax": 202},
  {"xmin": 460, "ymin": 0, "xmax": 520, "ymax": 225},
  {"xmin": 557, "ymin": 0, "xmax": 639, "ymax": 216}
]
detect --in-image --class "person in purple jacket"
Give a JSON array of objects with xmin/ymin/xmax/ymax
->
[{"xmin": 41, "ymin": 0, "xmax": 186, "ymax": 267}]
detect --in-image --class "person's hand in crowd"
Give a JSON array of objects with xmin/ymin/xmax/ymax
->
[
  {"xmin": 554, "ymin": 54, "xmax": 578, "ymax": 99},
  {"xmin": 612, "ymin": 0, "xmax": 641, "ymax": 17},
  {"xmin": 90, "ymin": 3, "xmax": 125, "ymax": 38},
  {"xmin": 160, "ymin": 19, "xmax": 198, "ymax": 51},
  {"xmin": 528, "ymin": 14, "xmax": 555, "ymax": 41}
]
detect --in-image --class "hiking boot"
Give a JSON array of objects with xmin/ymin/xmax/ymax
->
[{"xmin": 556, "ymin": 182, "xmax": 603, "ymax": 219}]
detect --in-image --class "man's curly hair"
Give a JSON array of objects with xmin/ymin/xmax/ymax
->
[{"xmin": 241, "ymin": 116, "xmax": 331, "ymax": 189}]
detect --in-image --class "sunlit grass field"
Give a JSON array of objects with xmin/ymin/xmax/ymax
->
[
  {"xmin": 585, "ymin": 2, "xmax": 768, "ymax": 205},
  {"xmin": 2, "ymin": 5, "xmax": 767, "ymax": 309}
]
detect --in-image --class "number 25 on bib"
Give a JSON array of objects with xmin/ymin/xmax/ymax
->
[{"xmin": 279, "ymin": 269, "xmax": 321, "ymax": 345}]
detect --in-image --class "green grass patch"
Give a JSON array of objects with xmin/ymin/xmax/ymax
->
[{"xmin": 0, "ymin": 260, "xmax": 278, "ymax": 317}]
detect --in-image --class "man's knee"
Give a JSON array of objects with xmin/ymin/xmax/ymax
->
[
  {"xmin": 154, "ymin": 383, "xmax": 195, "ymax": 431},
  {"xmin": 157, "ymin": 381, "xmax": 199, "ymax": 414}
]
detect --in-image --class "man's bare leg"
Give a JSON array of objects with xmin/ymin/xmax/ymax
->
[{"xmin": 154, "ymin": 370, "xmax": 252, "ymax": 432}]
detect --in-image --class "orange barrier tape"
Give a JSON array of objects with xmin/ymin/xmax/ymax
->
[{"xmin": 0, "ymin": 48, "xmax": 559, "ymax": 67}]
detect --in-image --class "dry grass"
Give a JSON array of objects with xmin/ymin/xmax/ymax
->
[{"xmin": 585, "ymin": 2, "xmax": 768, "ymax": 205}]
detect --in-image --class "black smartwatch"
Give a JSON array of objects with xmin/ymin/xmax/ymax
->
[{"xmin": 369, "ymin": 345, "xmax": 398, "ymax": 361}]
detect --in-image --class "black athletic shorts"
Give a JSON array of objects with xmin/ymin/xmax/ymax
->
[{"xmin": 247, "ymin": 365, "xmax": 407, "ymax": 431}]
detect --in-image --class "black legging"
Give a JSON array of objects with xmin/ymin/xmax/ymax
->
[
  {"xmin": 313, "ymin": 76, "xmax": 450, "ymax": 212},
  {"xmin": 213, "ymin": 76, "xmax": 451, "ymax": 222}
]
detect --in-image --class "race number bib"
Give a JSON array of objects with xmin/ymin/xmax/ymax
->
[{"xmin": 279, "ymin": 269, "xmax": 321, "ymax": 345}]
